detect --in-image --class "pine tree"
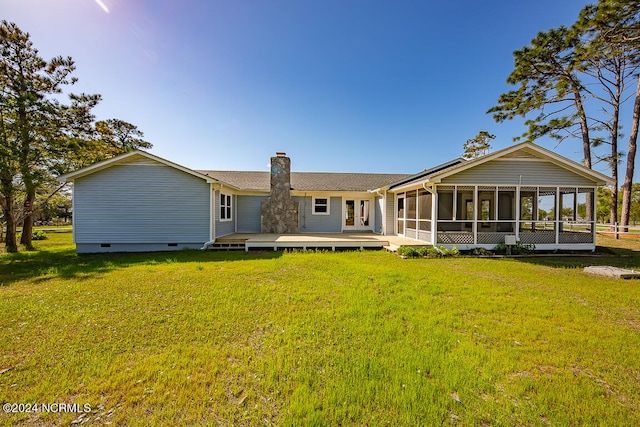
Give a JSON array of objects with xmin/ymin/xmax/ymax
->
[{"xmin": 462, "ymin": 131, "xmax": 495, "ymax": 160}]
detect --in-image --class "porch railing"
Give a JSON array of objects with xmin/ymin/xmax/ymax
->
[{"xmin": 434, "ymin": 220, "xmax": 595, "ymax": 246}]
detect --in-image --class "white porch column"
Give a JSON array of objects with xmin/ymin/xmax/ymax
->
[
  {"xmin": 515, "ymin": 184, "xmax": 520, "ymax": 240},
  {"xmin": 555, "ymin": 187, "xmax": 562, "ymax": 245},
  {"xmin": 473, "ymin": 185, "xmax": 478, "ymax": 245}
]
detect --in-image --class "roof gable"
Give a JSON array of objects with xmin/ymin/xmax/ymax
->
[
  {"xmin": 389, "ymin": 143, "xmax": 611, "ymax": 192},
  {"xmin": 58, "ymin": 151, "xmax": 217, "ymax": 183},
  {"xmin": 430, "ymin": 142, "xmax": 612, "ymax": 185}
]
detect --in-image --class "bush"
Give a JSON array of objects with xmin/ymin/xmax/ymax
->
[
  {"xmin": 471, "ymin": 247, "xmax": 494, "ymax": 256},
  {"xmin": 32, "ymin": 230, "xmax": 48, "ymax": 240},
  {"xmin": 397, "ymin": 246, "xmax": 419, "ymax": 257},
  {"xmin": 435, "ymin": 245, "xmax": 459, "ymax": 257},
  {"xmin": 16, "ymin": 230, "xmax": 48, "ymax": 241},
  {"xmin": 493, "ymin": 241, "xmax": 535, "ymax": 255},
  {"xmin": 416, "ymin": 247, "xmax": 431, "ymax": 257},
  {"xmin": 397, "ymin": 245, "xmax": 459, "ymax": 258}
]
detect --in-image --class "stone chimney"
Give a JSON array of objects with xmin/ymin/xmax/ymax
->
[{"xmin": 260, "ymin": 153, "xmax": 299, "ymax": 233}]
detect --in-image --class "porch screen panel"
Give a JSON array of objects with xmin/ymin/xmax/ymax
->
[
  {"xmin": 456, "ymin": 188, "xmax": 474, "ymax": 221},
  {"xmin": 520, "ymin": 190, "xmax": 536, "ymax": 220},
  {"xmin": 538, "ymin": 188, "xmax": 557, "ymax": 221},
  {"xmin": 406, "ymin": 190, "xmax": 417, "ymax": 230},
  {"xmin": 577, "ymin": 188, "xmax": 594, "ymax": 227},
  {"xmin": 559, "ymin": 188, "xmax": 593, "ymax": 244},
  {"xmin": 438, "ymin": 191, "xmax": 453, "ymax": 220},
  {"xmin": 560, "ymin": 188, "xmax": 576, "ymax": 221},
  {"xmin": 497, "ymin": 189, "xmax": 515, "ymax": 233},
  {"xmin": 397, "ymin": 194, "xmax": 405, "ymax": 235},
  {"xmin": 418, "ymin": 189, "xmax": 432, "ymax": 232}
]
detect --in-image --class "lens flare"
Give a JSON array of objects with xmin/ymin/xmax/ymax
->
[{"xmin": 94, "ymin": 0, "xmax": 110, "ymax": 13}]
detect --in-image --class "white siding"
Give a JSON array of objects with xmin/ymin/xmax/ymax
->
[
  {"xmin": 236, "ymin": 195, "xmax": 266, "ymax": 233},
  {"xmin": 296, "ymin": 196, "xmax": 342, "ymax": 232},
  {"xmin": 74, "ymin": 163, "xmax": 210, "ymax": 245},
  {"xmin": 385, "ymin": 194, "xmax": 395, "ymax": 235}
]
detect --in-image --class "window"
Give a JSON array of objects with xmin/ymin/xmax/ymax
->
[
  {"xmin": 313, "ymin": 197, "xmax": 330, "ymax": 215},
  {"xmin": 220, "ymin": 193, "xmax": 232, "ymax": 221}
]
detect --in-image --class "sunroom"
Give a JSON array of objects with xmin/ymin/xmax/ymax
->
[
  {"xmin": 388, "ymin": 142, "xmax": 612, "ymax": 251},
  {"xmin": 396, "ymin": 185, "xmax": 596, "ymax": 250}
]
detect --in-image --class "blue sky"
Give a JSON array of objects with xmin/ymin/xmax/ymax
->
[{"xmin": 6, "ymin": 0, "xmax": 609, "ymax": 175}]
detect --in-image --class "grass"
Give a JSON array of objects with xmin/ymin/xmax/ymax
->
[{"xmin": 1, "ymin": 231, "xmax": 639, "ymax": 426}]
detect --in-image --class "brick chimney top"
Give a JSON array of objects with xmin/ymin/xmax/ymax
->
[{"xmin": 276, "ymin": 152, "xmax": 287, "ymax": 157}]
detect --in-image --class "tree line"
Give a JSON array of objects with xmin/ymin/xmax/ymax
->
[
  {"xmin": 4, "ymin": 2, "xmax": 640, "ymax": 252},
  {"xmin": 0, "ymin": 21, "xmax": 151, "ymax": 252},
  {"xmin": 487, "ymin": 0, "xmax": 639, "ymax": 230}
]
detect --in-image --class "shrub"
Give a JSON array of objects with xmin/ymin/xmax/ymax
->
[
  {"xmin": 493, "ymin": 241, "xmax": 536, "ymax": 255},
  {"xmin": 471, "ymin": 247, "xmax": 494, "ymax": 256},
  {"xmin": 32, "ymin": 230, "xmax": 48, "ymax": 240},
  {"xmin": 415, "ymin": 247, "xmax": 431, "ymax": 257},
  {"xmin": 16, "ymin": 230, "xmax": 48, "ymax": 241},
  {"xmin": 435, "ymin": 245, "xmax": 459, "ymax": 257},
  {"xmin": 397, "ymin": 246, "xmax": 418, "ymax": 257},
  {"xmin": 398, "ymin": 245, "xmax": 460, "ymax": 258}
]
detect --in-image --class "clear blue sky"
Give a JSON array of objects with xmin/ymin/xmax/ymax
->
[{"xmin": 6, "ymin": 0, "xmax": 609, "ymax": 175}]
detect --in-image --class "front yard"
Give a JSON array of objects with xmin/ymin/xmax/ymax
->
[{"xmin": 1, "ymin": 231, "xmax": 639, "ymax": 426}]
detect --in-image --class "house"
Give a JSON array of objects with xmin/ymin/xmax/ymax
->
[{"xmin": 58, "ymin": 142, "xmax": 612, "ymax": 253}]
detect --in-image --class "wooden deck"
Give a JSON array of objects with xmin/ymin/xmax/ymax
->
[{"xmin": 214, "ymin": 233, "xmax": 426, "ymax": 252}]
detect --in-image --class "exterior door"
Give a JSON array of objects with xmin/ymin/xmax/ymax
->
[{"xmin": 344, "ymin": 199, "xmax": 372, "ymax": 231}]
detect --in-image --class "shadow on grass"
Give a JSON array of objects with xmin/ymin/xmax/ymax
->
[
  {"xmin": 0, "ymin": 247, "xmax": 283, "ymax": 287},
  {"xmin": 511, "ymin": 245, "xmax": 640, "ymax": 270}
]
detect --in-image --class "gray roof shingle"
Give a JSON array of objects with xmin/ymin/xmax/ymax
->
[{"xmin": 197, "ymin": 170, "xmax": 412, "ymax": 192}]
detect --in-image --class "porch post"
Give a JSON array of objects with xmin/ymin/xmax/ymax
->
[
  {"xmin": 432, "ymin": 187, "xmax": 437, "ymax": 246},
  {"xmin": 554, "ymin": 187, "xmax": 562, "ymax": 245},
  {"xmin": 473, "ymin": 185, "xmax": 478, "ymax": 245},
  {"xmin": 515, "ymin": 183, "xmax": 520, "ymax": 240},
  {"xmin": 592, "ymin": 187, "xmax": 597, "ymax": 244}
]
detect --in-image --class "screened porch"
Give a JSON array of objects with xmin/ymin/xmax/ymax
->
[{"xmin": 396, "ymin": 185, "xmax": 596, "ymax": 248}]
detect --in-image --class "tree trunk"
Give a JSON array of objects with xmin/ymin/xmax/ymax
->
[
  {"xmin": 4, "ymin": 212, "xmax": 17, "ymax": 253},
  {"xmin": 1, "ymin": 183, "xmax": 18, "ymax": 253},
  {"xmin": 609, "ymin": 102, "xmax": 620, "ymax": 227},
  {"xmin": 20, "ymin": 190, "xmax": 35, "ymax": 249},
  {"xmin": 621, "ymin": 75, "xmax": 640, "ymax": 232},
  {"xmin": 575, "ymin": 89, "xmax": 594, "ymax": 225}
]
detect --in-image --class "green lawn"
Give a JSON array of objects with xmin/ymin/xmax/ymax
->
[{"xmin": 1, "ymin": 231, "xmax": 639, "ymax": 426}]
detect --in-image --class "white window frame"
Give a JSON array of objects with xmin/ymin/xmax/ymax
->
[
  {"xmin": 220, "ymin": 193, "xmax": 232, "ymax": 222},
  {"xmin": 312, "ymin": 196, "xmax": 330, "ymax": 215}
]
